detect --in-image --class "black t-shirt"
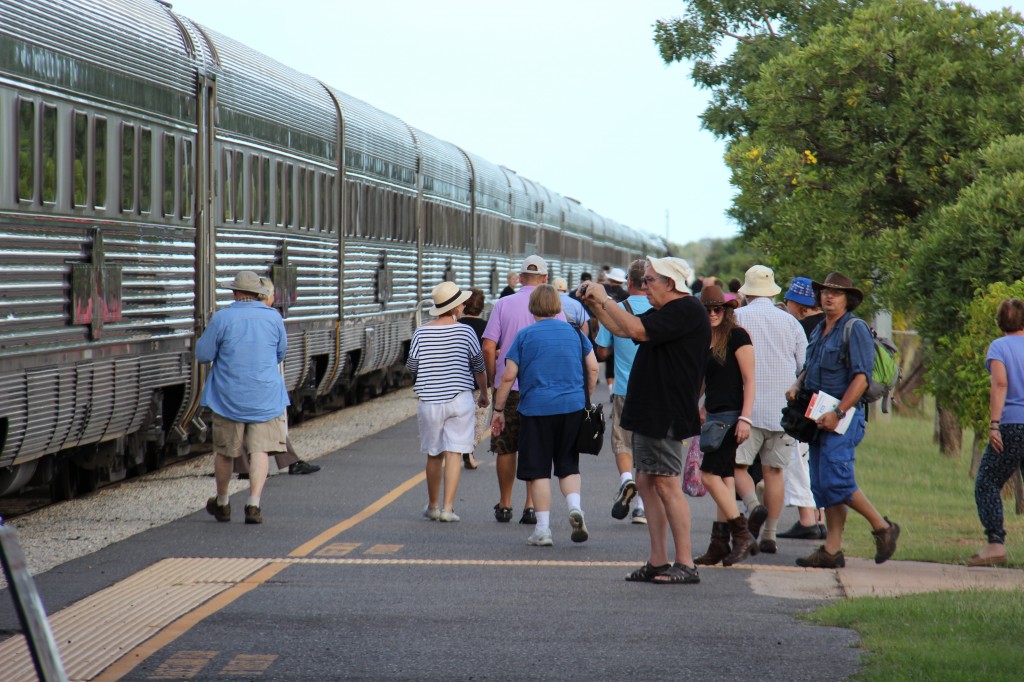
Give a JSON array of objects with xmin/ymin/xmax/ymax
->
[
  {"xmin": 621, "ymin": 296, "xmax": 711, "ymax": 440},
  {"xmin": 704, "ymin": 326, "xmax": 752, "ymax": 414},
  {"xmin": 800, "ymin": 312, "xmax": 825, "ymax": 340},
  {"xmin": 499, "ymin": 286, "xmax": 515, "ymax": 299},
  {"xmin": 459, "ymin": 316, "xmax": 487, "ymax": 344}
]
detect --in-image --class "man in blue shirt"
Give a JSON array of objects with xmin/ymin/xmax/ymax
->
[
  {"xmin": 595, "ymin": 260, "xmax": 650, "ymax": 524},
  {"xmin": 196, "ymin": 271, "xmax": 289, "ymax": 525},
  {"xmin": 786, "ymin": 272, "xmax": 899, "ymax": 568}
]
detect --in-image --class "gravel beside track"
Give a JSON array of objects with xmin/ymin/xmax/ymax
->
[{"xmin": 1, "ymin": 389, "xmax": 422, "ymax": 589}]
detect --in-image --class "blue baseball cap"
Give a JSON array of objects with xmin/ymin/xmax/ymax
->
[{"xmin": 784, "ymin": 277, "xmax": 816, "ymax": 307}]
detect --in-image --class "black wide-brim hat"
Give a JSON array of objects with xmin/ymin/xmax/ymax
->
[{"xmin": 812, "ymin": 272, "xmax": 863, "ymax": 311}]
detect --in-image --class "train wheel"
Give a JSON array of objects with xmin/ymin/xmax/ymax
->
[
  {"xmin": 78, "ymin": 467, "xmax": 99, "ymax": 495},
  {"xmin": 50, "ymin": 461, "xmax": 78, "ymax": 501}
]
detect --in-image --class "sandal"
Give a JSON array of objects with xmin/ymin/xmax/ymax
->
[
  {"xmin": 463, "ymin": 453, "xmax": 478, "ymax": 470},
  {"xmin": 625, "ymin": 562, "xmax": 671, "ymax": 582},
  {"xmin": 652, "ymin": 562, "xmax": 700, "ymax": 585}
]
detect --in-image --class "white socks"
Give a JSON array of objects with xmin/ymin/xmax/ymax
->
[
  {"xmin": 216, "ymin": 495, "xmax": 229, "ymax": 506},
  {"xmin": 247, "ymin": 496, "xmax": 261, "ymax": 508},
  {"xmin": 535, "ymin": 511, "xmax": 551, "ymax": 531},
  {"xmin": 566, "ymin": 492, "xmax": 581, "ymax": 511}
]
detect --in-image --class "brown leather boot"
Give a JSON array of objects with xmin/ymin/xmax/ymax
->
[
  {"xmin": 723, "ymin": 515, "xmax": 756, "ymax": 566},
  {"xmin": 694, "ymin": 522, "xmax": 731, "ymax": 566}
]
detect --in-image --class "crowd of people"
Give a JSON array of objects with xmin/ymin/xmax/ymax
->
[{"xmin": 197, "ymin": 258, "xmax": 1024, "ymax": 579}]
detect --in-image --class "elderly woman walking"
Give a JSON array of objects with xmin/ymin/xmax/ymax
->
[
  {"xmin": 490, "ymin": 285, "xmax": 599, "ymax": 546},
  {"xmin": 970, "ymin": 298, "xmax": 1024, "ymax": 566},
  {"xmin": 408, "ymin": 282, "xmax": 490, "ymax": 522}
]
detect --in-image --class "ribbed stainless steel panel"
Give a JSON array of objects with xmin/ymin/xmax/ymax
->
[
  {"xmin": 341, "ymin": 241, "xmax": 418, "ymax": 318},
  {"xmin": 420, "ymin": 248, "xmax": 472, "ymax": 300},
  {"xmin": 0, "ymin": 0, "xmax": 194, "ymax": 99},
  {"xmin": 501, "ymin": 167, "xmax": 535, "ymax": 223},
  {"xmin": 465, "ymin": 151, "xmax": 510, "ymax": 217},
  {"xmin": 201, "ymin": 27, "xmax": 336, "ymax": 160},
  {"xmin": 411, "ymin": 128, "xmax": 471, "ymax": 206},
  {"xmin": 329, "ymin": 87, "xmax": 417, "ymax": 188}
]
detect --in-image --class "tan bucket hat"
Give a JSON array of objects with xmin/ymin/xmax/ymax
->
[{"xmin": 428, "ymin": 281, "xmax": 471, "ymax": 316}]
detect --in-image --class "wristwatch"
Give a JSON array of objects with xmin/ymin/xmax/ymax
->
[{"xmin": 833, "ymin": 406, "xmax": 847, "ymax": 419}]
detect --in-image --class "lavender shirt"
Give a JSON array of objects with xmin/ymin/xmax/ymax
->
[{"xmin": 482, "ymin": 284, "xmax": 566, "ymax": 391}]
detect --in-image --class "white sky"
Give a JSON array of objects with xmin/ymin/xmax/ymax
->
[{"xmin": 166, "ymin": 0, "xmax": 1017, "ymax": 247}]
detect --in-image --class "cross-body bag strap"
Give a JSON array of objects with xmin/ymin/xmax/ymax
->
[{"xmin": 576, "ymin": 326, "xmax": 590, "ymax": 408}]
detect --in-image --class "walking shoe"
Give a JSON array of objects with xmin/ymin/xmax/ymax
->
[
  {"xmin": 288, "ymin": 460, "xmax": 320, "ymax": 475},
  {"xmin": 206, "ymin": 497, "xmax": 230, "ymax": 522},
  {"xmin": 872, "ymin": 517, "xmax": 901, "ymax": 564},
  {"xmin": 244, "ymin": 505, "xmax": 262, "ymax": 525},
  {"xmin": 796, "ymin": 545, "xmax": 845, "ymax": 569},
  {"xmin": 493, "ymin": 504, "xmax": 512, "ymax": 523},
  {"xmin": 519, "ymin": 507, "xmax": 537, "ymax": 525},
  {"xmin": 611, "ymin": 480, "xmax": 637, "ymax": 520},
  {"xmin": 747, "ymin": 504, "xmax": 768, "ymax": 539},
  {"xmin": 439, "ymin": 509, "xmax": 461, "ymax": 523},
  {"xmin": 630, "ymin": 507, "xmax": 647, "ymax": 524},
  {"xmin": 527, "ymin": 528, "xmax": 553, "ymax": 546},
  {"xmin": 423, "ymin": 505, "xmax": 441, "ymax": 521},
  {"xmin": 758, "ymin": 539, "xmax": 777, "ymax": 554},
  {"xmin": 568, "ymin": 508, "xmax": 589, "ymax": 543},
  {"xmin": 777, "ymin": 522, "xmax": 821, "ymax": 539}
]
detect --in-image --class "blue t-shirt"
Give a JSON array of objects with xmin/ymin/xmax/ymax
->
[
  {"xmin": 595, "ymin": 295, "xmax": 652, "ymax": 397},
  {"xmin": 505, "ymin": 318, "xmax": 593, "ymax": 416},
  {"xmin": 987, "ymin": 335, "xmax": 1024, "ymax": 424},
  {"xmin": 802, "ymin": 312, "xmax": 874, "ymax": 403}
]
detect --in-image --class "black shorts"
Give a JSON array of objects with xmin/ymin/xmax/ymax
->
[
  {"xmin": 699, "ymin": 425, "xmax": 738, "ymax": 478},
  {"xmin": 516, "ymin": 411, "xmax": 583, "ymax": 481}
]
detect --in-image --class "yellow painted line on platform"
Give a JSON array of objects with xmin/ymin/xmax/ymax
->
[
  {"xmin": 288, "ymin": 470, "xmax": 425, "ymax": 557},
  {"xmin": 94, "ymin": 561, "xmax": 289, "ymax": 682}
]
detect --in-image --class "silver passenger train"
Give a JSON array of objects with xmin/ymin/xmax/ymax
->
[{"xmin": 0, "ymin": 0, "xmax": 667, "ymax": 499}]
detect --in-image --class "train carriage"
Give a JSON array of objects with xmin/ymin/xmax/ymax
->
[{"xmin": 0, "ymin": 0, "xmax": 662, "ymax": 499}]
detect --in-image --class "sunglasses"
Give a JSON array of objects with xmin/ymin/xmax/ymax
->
[
  {"xmin": 641, "ymin": 275, "xmax": 665, "ymax": 286},
  {"xmin": 705, "ymin": 305, "xmax": 725, "ymax": 315}
]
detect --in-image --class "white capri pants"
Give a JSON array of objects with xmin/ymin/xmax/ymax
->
[
  {"xmin": 417, "ymin": 391, "xmax": 476, "ymax": 456},
  {"xmin": 784, "ymin": 440, "xmax": 817, "ymax": 508}
]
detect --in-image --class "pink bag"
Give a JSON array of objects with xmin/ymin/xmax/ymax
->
[{"xmin": 682, "ymin": 438, "xmax": 707, "ymax": 497}]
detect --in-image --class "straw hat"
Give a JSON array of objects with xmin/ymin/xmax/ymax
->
[{"xmin": 428, "ymin": 281, "xmax": 471, "ymax": 316}]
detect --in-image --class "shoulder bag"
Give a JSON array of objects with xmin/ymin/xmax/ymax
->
[{"xmin": 575, "ymin": 327, "xmax": 605, "ymax": 455}]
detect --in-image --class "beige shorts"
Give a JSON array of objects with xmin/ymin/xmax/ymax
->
[
  {"xmin": 213, "ymin": 412, "xmax": 288, "ymax": 458},
  {"xmin": 610, "ymin": 395, "xmax": 633, "ymax": 455},
  {"xmin": 736, "ymin": 426, "xmax": 793, "ymax": 469}
]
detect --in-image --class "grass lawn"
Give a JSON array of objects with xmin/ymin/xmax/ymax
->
[
  {"xmin": 805, "ymin": 408, "xmax": 1024, "ymax": 680},
  {"xmin": 805, "ymin": 590, "xmax": 1024, "ymax": 681},
  {"xmin": 840, "ymin": 408, "xmax": 1024, "ymax": 566}
]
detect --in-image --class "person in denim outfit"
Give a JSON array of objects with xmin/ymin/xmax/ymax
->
[{"xmin": 786, "ymin": 272, "xmax": 900, "ymax": 568}]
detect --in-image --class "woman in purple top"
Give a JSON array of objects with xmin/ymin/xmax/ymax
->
[{"xmin": 970, "ymin": 298, "xmax": 1024, "ymax": 566}]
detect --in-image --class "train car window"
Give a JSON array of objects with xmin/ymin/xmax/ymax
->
[
  {"xmin": 261, "ymin": 157, "xmax": 270, "ymax": 225},
  {"xmin": 73, "ymin": 112, "xmax": 88, "ymax": 207},
  {"xmin": 180, "ymin": 138, "xmax": 193, "ymax": 219},
  {"xmin": 285, "ymin": 163, "xmax": 294, "ymax": 227},
  {"xmin": 307, "ymin": 169, "xmax": 315, "ymax": 230},
  {"xmin": 121, "ymin": 123, "xmax": 135, "ymax": 212},
  {"xmin": 345, "ymin": 182, "xmax": 358, "ymax": 237},
  {"xmin": 140, "ymin": 128, "xmax": 152, "ymax": 214},
  {"xmin": 297, "ymin": 167, "xmax": 306, "ymax": 228},
  {"xmin": 326, "ymin": 175, "xmax": 335, "ymax": 234},
  {"xmin": 222, "ymin": 150, "xmax": 233, "ymax": 222},
  {"xmin": 162, "ymin": 133, "xmax": 175, "ymax": 217},
  {"xmin": 94, "ymin": 117, "xmax": 107, "ymax": 209},
  {"xmin": 232, "ymin": 151, "xmax": 243, "ymax": 223},
  {"xmin": 359, "ymin": 184, "xmax": 370, "ymax": 238},
  {"xmin": 41, "ymin": 104, "xmax": 57, "ymax": 204},
  {"xmin": 316, "ymin": 172, "xmax": 324, "ymax": 232},
  {"xmin": 249, "ymin": 154, "xmax": 259, "ymax": 224},
  {"xmin": 16, "ymin": 99, "xmax": 35, "ymax": 202},
  {"xmin": 274, "ymin": 161, "xmax": 284, "ymax": 227}
]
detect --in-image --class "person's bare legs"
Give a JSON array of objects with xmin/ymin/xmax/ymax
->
[
  {"xmin": 762, "ymin": 465, "xmax": 785, "ymax": 528},
  {"xmin": 248, "ymin": 451, "xmax": 269, "ymax": 501},
  {"xmin": 733, "ymin": 464, "xmax": 757, "ymax": 509},
  {"xmin": 425, "ymin": 454, "xmax": 443, "ymax": 510},
  {"xmin": 701, "ymin": 473, "xmax": 738, "ymax": 522},
  {"xmin": 496, "ymin": 452, "xmax": 516, "ymax": 509},
  {"xmin": 214, "ymin": 454, "xmax": 233, "ymax": 497},
  {"xmin": 637, "ymin": 472, "xmax": 668, "ymax": 566},
  {"xmin": 441, "ymin": 451, "xmax": 461, "ymax": 511},
  {"xmin": 615, "ymin": 452, "xmax": 633, "ymax": 476},
  {"xmin": 557, "ymin": 473, "xmax": 581, "ymax": 499},
  {"xmin": 655, "ymin": 475, "xmax": 694, "ymax": 566},
  {"xmin": 823, "ymin": 504, "xmax": 848, "ymax": 554},
  {"xmin": 846, "ymin": 489, "xmax": 887, "ymax": 531},
  {"xmin": 529, "ymin": 478, "xmax": 552, "ymax": 513},
  {"xmin": 798, "ymin": 506, "xmax": 818, "ymax": 526}
]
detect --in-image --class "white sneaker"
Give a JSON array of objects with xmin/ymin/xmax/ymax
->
[
  {"xmin": 527, "ymin": 528, "xmax": 553, "ymax": 546},
  {"xmin": 631, "ymin": 507, "xmax": 647, "ymax": 525},
  {"xmin": 439, "ymin": 509, "xmax": 460, "ymax": 523},
  {"xmin": 423, "ymin": 505, "xmax": 441, "ymax": 521},
  {"xmin": 569, "ymin": 508, "xmax": 589, "ymax": 543}
]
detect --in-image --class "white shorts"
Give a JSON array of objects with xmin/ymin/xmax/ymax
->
[
  {"xmin": 417, "ymin": 391, "xmax": 476, "ymax": 456},
  {"xmin": 783, "ymin": 441, "xmax": 817, "ymax": 508}
]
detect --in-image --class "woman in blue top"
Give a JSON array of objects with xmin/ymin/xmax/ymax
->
[
  {"xmin": 490, "ymin": 285, "xmax": 599, "ymax": 547},
  {"xmin": 970, "ymin": 298, "xmax": 1024, "ymax": 566}
]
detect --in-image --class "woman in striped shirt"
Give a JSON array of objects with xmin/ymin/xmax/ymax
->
[{"xmin": 408, "ymin": 282, "xmax": 490, "ymax": 522}]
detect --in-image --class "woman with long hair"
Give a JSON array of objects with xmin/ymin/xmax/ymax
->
[{"xmin": 692, "ymin": 285, "xmax": 757, "ymax": 567}]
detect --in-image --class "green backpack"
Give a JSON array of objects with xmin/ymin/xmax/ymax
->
[{"xmin": 839, "ymin": 318, "xmax": 900, "ymax": 413}]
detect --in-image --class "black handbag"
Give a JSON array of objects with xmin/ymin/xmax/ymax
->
[
  {"xmin": 574, "ymin": 327, "xmax": 605, "ymax": 455},
  {"xmin": 699, "ymin": 411, "xmax": 739, "ymax": 453},
  {"xmin": 780, "ymin": 388, "xmax": 818, "ymax": 443}
]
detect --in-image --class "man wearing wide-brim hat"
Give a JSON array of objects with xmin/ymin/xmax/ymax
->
[
  {"xmin": 785, "ymin": 271, "xmax": 900, "ymax": 568},
  {"xmin": 196, "ymin": 271, "xmax": 289, "ymax": 526}
]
